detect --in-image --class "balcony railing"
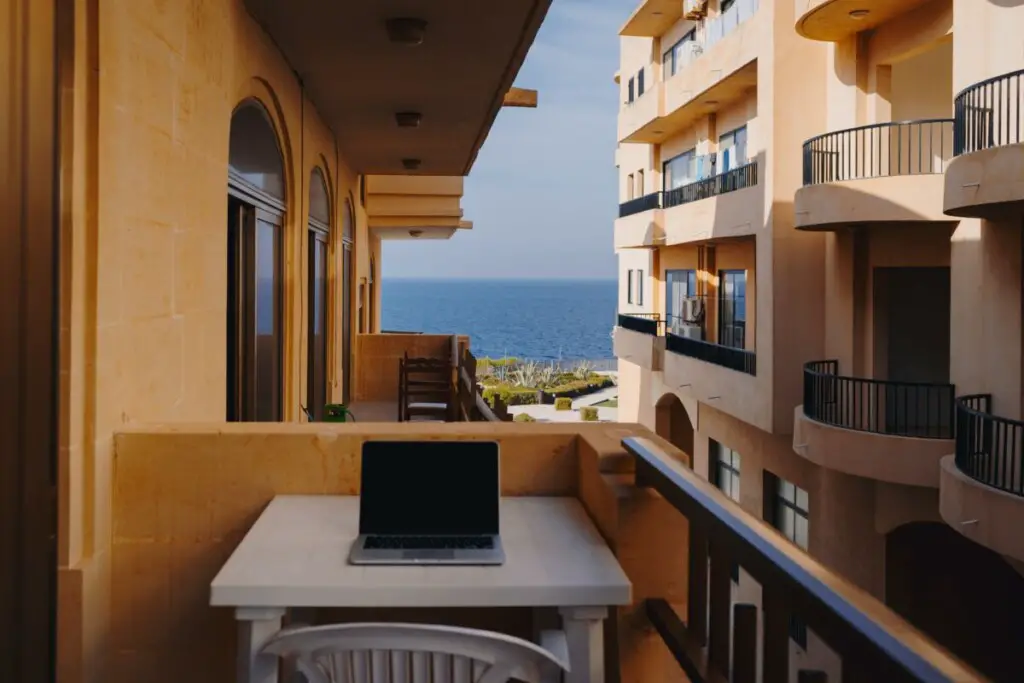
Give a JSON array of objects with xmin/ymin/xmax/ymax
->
[
  {"xmin": 617, "ymin": 312, "xmax": 664, "ymax": 336},
  {"xmin": 666, "ymin": 328, "xmax": 756, "ymax": 375},
  {"xmin": 955, "ymin": 394, "xmax": 1024, "ymax": 498},
  {"xmin": 803, "ymin": 360, "xmax": 955, "ymax": 439},
  {"xmin": 703, "ymin": 0, "xmax": 760, "ymax": 53},
  {"xmin": 953, "ymin": 68, "xmax": 1024, "ymax": 156},
  {"xmin": 625, "ymin": 436, "xmax": 985, "ymax": 683},
  {"xmin": 802, "ymin": 119, "xmax": 954, "ymax": 186},
  {"xmin": 619, "ymin": 191, "xmax": 662, "ymax": 218},
  {"xmin": 664, "ymin": 161, "xmax": 758, "ymax": 208}
]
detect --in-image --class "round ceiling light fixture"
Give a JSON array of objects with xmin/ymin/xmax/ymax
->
[
  {"xmin": 401, "ymin": 158, "xmax": 422, "ymax": 171},
  {"xmin": 395, "ymin": 111, "xmax": 422, "ymax": 128},
  {"xmin": 849, "ymin": 9, "xmax": 869, "ymax": 18},
  {"xmin": 386, "ymin": 18, "xmax": 428, "ymax": 45},
  {"xmin": 705, "ymin": 100, "xmax": 719, "ymax": 107}
]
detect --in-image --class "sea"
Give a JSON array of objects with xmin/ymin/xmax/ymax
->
[{"xmin": 382, "ymin": 278, "xmax": 618, "ymax": 365}]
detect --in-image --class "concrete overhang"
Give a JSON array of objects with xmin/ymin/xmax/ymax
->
[
  {"xmin": 944, "ymin": 143, "xmax": 1024, "ymax": 220},
  {"xmin": 795, "ymin": 0, "xmax": 935, "ymax": 42},
  {"xmin": 241, "ymin": 0, "xmax": 551, "ymax": 175},
  {"xmin": 619, "ymin": 0, "xmax": 683, "ymax": 37},
  {"xmin": 366, "ymin": 174, "xmax": 469, "ymax": 240}
]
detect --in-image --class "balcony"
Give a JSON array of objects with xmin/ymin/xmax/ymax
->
[
  {"xmin": 615, "ymin": 192, "xmax": 665, "ymax": 248},
  {"xmin": 945, "ymin": 68, "xmax": 1024, "ymax": 218},
  {"xmin": 794, "ymin": 361, "xmax": 954, "ymax": 487},
  {"xmin": 619, "ymin": 0, "xmax": 762, "ymax": 145},
  {"xmin": 617, "ymin": 84, "xmax": 664, "ymax": 143},
  {"xmin": 940, "ymin": 395, "xmax": 1024, "ymax": 562},
  {"xmin": 97, "ymin": 415, "xmax": 987, "ymax": 683},
  {"xmin": 795, "ymin": 0, "xmax": 934, "ymax": 42},
  {"xmin": 795, "ymin": 120, "xmax": 955, "ymax": 230},
  {"xmin": 614, "ymin": 313, "xmax": 666, "ymax": 371},
  {"xmin": 618, "ymin": 0, "xmax": 683, "ymax": 37},
  {"xmin": 663, "ymin": 160, "xmax": 761, "ymax": 244}
]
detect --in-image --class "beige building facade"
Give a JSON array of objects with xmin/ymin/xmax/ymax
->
[{"xmin": 614, "ymin": 0, "xmax": 1024, "ymax": 680}]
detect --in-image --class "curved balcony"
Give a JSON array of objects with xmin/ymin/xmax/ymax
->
[
  {"xmin": 940, "ymin": 395, "xmax": 1024, "ymax": 562},
  {"xmin": 795, "ymin": 120, "xmax": 954, "ymax": 230},
  {"xmin": 795, "ymin": 0, "xmax": 934, "ymax": 42},
  {"xmin": 945, "ymin": 69, "xmax": 1024, "ymax": 218},
  {"xmin": 793, "ymin": 360, "xmax": 954, "ymax": 487}
]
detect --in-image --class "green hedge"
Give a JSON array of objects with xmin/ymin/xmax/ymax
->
[
  {"xmin": 579, "ymin": 406, "xmax": 599, "ymax": 422},
  {"xmin": 482, "ymin": 385, "xmax": 538, "ymax": 407},
  {"xmin": 513, "ymin": 413, "xmax": 536, "ymax": 422},
  {"xmin": 554, "ymin": 397, "xmax": 572, "ymax": 411},
  {"xmin": 476, "ymin": 357, "xmax": 519, "ymax": 370}
]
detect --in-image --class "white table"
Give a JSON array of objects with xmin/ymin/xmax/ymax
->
[{"xmin": 211, "ymin": 495, "xmax": 632, "ymax": 683}]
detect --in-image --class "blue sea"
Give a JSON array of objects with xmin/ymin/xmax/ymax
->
[{"xmin": 382, "ymin": 278, "xmax": 618, "ymax": 362}]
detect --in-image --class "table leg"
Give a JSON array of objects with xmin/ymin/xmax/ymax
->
[
  {"xmin": 559, "ymin": 606, "xmax": 608, "ymax": 683},
  {"xmin": 236, "ymin": 606, "xmax": 286, "ymax": 683}
]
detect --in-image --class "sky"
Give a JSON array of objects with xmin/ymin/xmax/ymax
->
[{"xmin": 381, "ymin": 0, "xmax": 632, "ymax": 281}]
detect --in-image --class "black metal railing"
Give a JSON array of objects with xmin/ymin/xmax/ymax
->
[
  {"xmin": 955, "ymin": 394, "xmax": 1024, "ymax": 497},
  {"xmin": 802, "ymin": 360, "xmax": 955, "ymax": 439},
  {"xmin": 954, "ymin": 68, "xmax": 1024, "ymax": 156},
  {"xmin": 624, "ymin": 436, "xmax": 987, "ymax": 683},
  {"xmin": 617, "ymin": 312, "xmax": 664, "ymax": 336},
  {"xmin": 802, "ymin": 119, "xmax": 954, "ymax": 186},
  {"xmin": 618, "ymin": 191, "xmax": 662, "ymax": 218},
  {"xmin": 666, "ymin": 331, "xmax": 756, "ymax": 375},
  {"xmin": 664, "ymin": 161, "xmax": 758, "ymax": 208}
]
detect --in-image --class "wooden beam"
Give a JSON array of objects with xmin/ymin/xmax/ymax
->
[{"xmin": 502, "ymin": 87, "xmax": 538, "ymax": 108}]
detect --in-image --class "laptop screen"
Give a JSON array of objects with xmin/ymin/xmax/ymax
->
[{"xmin": 359, "ymin": 440, "xmax": 500, "ymax": 536}]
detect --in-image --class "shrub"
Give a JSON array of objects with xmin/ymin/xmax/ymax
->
[
  {"xmin": 579, "ymin": 406, "xmax": 599, "ymax": 422},
  {"xmin": 482, "ymin": 385, "xmax": 538, "ymax": 407},
  {"xmin": 554, "ymin": 397, "xmax": 573, "ymax": 411},
  {"xmin": 513, "ymin": 413, "xmax": 536, "ymax": 423}
]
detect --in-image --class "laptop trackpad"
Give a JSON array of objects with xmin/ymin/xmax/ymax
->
[{"xmin": 403, "ymin": 549, "xmax": 455, "ymax": 560}]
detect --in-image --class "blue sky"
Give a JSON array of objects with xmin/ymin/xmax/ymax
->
[{"xmin": 382, "ymin": 0, "xmax": 631, "ymax": 281}]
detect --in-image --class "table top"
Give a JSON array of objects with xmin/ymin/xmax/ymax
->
[{"xmin": 210, "ymin": 496, "xmax": 632, "ymax": 609}]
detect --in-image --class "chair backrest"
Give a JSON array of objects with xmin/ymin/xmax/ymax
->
[{"xmin": 260, "ymin": 622, "xmax": 569, "ymax": 683}]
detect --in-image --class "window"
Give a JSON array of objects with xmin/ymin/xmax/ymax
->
[
  {"xmin": 665, "ymin": 269, "xmax": 699, "ymax": 334},
  {"xmin": 719, "ymin": 125, "xmax": 748, "ymax": 172},
  {"xmin": 636, "ymin": 270, "xmax": 645, "ymax": 306},
  {"xmin": 636, "ymin": 170, "xmax": 645, "ymax": 197},
  {"xmin": 627, "ymin": 77, "xmax": 635, "ymax": 103},
  {"xmin": 662, "ymin": 29, "xmax": 697, "ymax": 78},
  {"xmin": 663, "ymin": 149, "xmax": 696, "ymax": 191},
  {"xmin": 710, "ymin": 441, "xmax": 741, "ymax": 583},
  {"xmin": 627, "ymin": 269, "xmax": 634, "ymax": 304},
  {"xmin": 765, "ymin": 471, "xmax": 810, "ymax": 648},
  {"xmin": 626, "ymin": 173, "xmax": 634, "ymax": 200},
  {"xmin": 637, "ymin": 68, "xmax": 645, "ymax": 97},
  {"xmin": 718, "ymin": 270, "xmax": 746, "ymax": 349},
  {"xmin": 307, "ymin": 169, "xmax": 331, "ymax": 422}
]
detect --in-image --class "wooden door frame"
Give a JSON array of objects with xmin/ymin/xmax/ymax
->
[{"xmin": 0, "ymin": 0, "xmax": 61, "ymax": 680}]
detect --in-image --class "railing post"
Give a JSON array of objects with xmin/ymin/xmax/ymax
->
[
  {"xmin": 708, "ymin": 540, "xmax": 732, "ymax": 676},
  {"xmin": 687, "ymin": 526, "xmax": 708, "ymax": 646},
  {"xmin": 732, "ymin": 603, "xmax": 757, "ymax": 683},
  {"xmin": 761, "ymin": 588, "xmax": 790, "ymax": 683}
]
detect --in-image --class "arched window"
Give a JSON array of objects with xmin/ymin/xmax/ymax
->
[
  {"xmin": 307, "ymin": 168, "xmax": 330, "ymax": 420},
  {"xmin": 226, "ymin": 100, "xmax": 285, "ymax": 422}
]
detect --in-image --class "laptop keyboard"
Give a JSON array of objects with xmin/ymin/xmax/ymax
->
[{"xmin": 364, "ymin": 535, "xmax": 494, "ymax": 550}]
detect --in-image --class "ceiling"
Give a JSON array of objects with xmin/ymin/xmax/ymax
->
[
  {"xmin": 619, "ymin": 0, "xmax": 684, "ymax": 37},
  {"xmin": 243, "ymin": 0, "xmax": 551, "ymax": 176}
]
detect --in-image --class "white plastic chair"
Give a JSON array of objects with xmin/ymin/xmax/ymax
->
[{"xmin": 259, "ymin": 622, "xmax": 570, "ymax": 683}]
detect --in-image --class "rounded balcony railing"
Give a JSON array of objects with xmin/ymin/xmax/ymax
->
[
  {"xmin": 955, "ymin": 395, "xmax": 1024, "ymax": 498},
  {"xmin": 802, "ymin": 360, "xmax": 954, "ymax": 439},
  {"xmin": 953, "ymin": 68, "xmax": 1024, "ymax": 156},
  {"xmin": 802, "ymin": 119, "xmax": 954, "ymax": 186}
]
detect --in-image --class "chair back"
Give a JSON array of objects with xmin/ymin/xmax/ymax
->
[{"xmin": 260, "ymin": 622, "xmax": 569, "ymax": 683}]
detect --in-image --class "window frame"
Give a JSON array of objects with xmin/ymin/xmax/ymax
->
[
  {"xmin": 717, "ymin": 269, "xmax": 746, "ymax": 350},
  {"xmin": 627, "ymin": 269, "xmax": 634, "ymax": 304},
  {"xmin": 662, "ymin": 148, "xmax": 697, "ymax": 192},
  {"xmin": 764, "ymin": 470, "xmax": 810, "ymax": 648},
  {"xmin": 710, "ymin": 440, "xmax": 742, "ymax": 583},
  {"xmin": 718, "ymin": 125, "xmax": 749, "ymax": 172},
  {"xmin": 636, "ymin": 269, "xmax": 645, "ymax": 306},
  {"xmin": 662, "ymin": 28, "xmax": 698, "ymax": 78}
]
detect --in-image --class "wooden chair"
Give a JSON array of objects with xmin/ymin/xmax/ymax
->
[
  {"xmin": 259, "ymin": 622, "xmax": 570, "ymax": 683},
  {"xmin": 397, "ymin": 353, "xmax": 452, "ymax": 422}
]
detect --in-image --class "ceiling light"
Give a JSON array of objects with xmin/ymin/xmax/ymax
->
[
  {"xmin": 409, "ymin": 229, "xmax": 424, "ymax": 237},
  {"xmin": 652, "ymin": 129, "xmax": 664, "ymax": 134},
  {"xmin": 705, "ymin": 100, "xmax": 719, "ymax": 107},
  {"xmin": 395, "ymin": 111, "xmax": 422, "ymax": 128},
  {"xmin": 652, "ymin": 10, "xmax": 663, "ymax": 14},
  {"xmin": 849, "ymin": 9, "xmax": 869, "ymax": 18},
  {"xmin": 386, "ymin": 18, "xmax": 427, "ymax": 45},
  {"xmin": 402, "ymin": 158, "xmax": 422, "ymax": 171}
]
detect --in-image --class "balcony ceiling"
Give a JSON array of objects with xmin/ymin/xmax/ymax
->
[
  {"xmin": 796, "ymin": 0, "xmax": 933, "ymax": 42},
  {"xmin": 242, "ymin": 0, "xmax": 551, "ymax": 176},
  {"xmin": 619, "ymin": 0, "xmax": 683, "ymax": 37}
]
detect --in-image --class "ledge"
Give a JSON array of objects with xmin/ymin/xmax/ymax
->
[
  {"xmin": 943, "ymin": 143, "xmax": 1024, "ymax": 219},
  {"xmin": 795, "ymin": 175, "xmax": 952, "ymax": 230}
]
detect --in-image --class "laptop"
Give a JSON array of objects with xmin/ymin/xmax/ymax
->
[{"xmin": 348, "ymin": 440, "xmax": 505, "ymax": 566}]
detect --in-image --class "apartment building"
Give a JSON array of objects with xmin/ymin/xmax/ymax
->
[{"xmin": 614, "ymin": 0, "xmax": 1024, "ymax": 680}]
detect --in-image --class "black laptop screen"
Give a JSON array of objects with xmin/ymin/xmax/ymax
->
[{"xmin": 359, "ymin": 440, "xmax": 500, "ymax": 536}]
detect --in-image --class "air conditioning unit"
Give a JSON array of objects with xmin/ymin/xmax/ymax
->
[
  {"xmin": 678, "ymin": 323, "xmax": 704, "ymax": 341},
  {"xmin": 684, "ymin": 0, "xmax": 707, "ymax": 19},
  {"xmin": 681, "ymin": 296, "xmax": 705, "ymax": 322}
]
